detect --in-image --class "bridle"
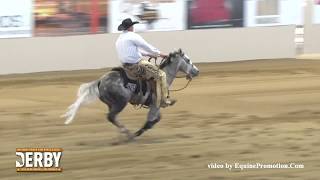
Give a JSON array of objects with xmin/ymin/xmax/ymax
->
[{"xmin": 148, "ymin": 53, "xmax": 193, "ymax": 92}]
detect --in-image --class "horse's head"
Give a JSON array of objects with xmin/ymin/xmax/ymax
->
[{"xmin": 167, "ymin": 49, "xmax": 199, "ymax": 80}]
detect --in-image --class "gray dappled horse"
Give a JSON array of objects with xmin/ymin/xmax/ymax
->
[{"xmin": 62, "ymin": 49, "xmax": 199, "ymax": 139}]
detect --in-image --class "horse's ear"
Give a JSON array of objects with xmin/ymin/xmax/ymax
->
[{"xmin": 178, "ymin": 48, "xmax": 182, "ymax": 54}]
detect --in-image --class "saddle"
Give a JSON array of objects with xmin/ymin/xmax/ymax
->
[{"xmin": 112, "ymin": 67, "xmax": 154, "ymax": 107}]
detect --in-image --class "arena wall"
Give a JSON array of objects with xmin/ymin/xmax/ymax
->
[
  {"xmin": 304, "ymin": 2, "xmax": 320, "ymax": 54},
  {"xmin": 0, "ymin": 26, "xmax": 296, "ymax": 75},
  {"xmin": 304, "ymin": 25, "xmax": 320, "ymax": 54}
]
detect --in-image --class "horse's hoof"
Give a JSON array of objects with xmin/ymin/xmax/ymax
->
[
  {"xmin": 127, "ymin": 134, "xmax": 136, "ymax": 141},
  {"xmin": 134, "ymin": 129, "xmax": 145, "ymax": 137},
  {"xmin": 120, "ymin": 129, "xmax": 135, "ymax": 140}
]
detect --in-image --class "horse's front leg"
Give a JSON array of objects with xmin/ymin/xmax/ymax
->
[{"xmin": 135, "ymin": 105, "xmax": 161, "ymax": 137}]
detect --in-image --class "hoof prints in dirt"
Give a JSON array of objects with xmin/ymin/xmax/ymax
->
[
  {"xmin": 175, "ymin": 134, "xmax": 192, "ymax": 139},
  {"xmin": 189, "ymin": 154, "xmax": 201, "ymax": 159},
  {"xmin": 169, "ymin": 112, "xmax": 237, "ymax": 129},
  {"xmin": 109, "ymin": 137, "xmax": 167, "ymax": 146},
  {"xmin": 226, "ymin": 110, "xmax": 320, "ymax": 125}
]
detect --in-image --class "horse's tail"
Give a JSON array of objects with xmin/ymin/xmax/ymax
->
[{"xmin": 61, "ymin": 80, "xmax": 100, "ymax": 125}]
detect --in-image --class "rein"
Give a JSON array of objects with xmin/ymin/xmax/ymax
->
[{"xmin": 169, "ymin": 79, "xmax": 191, "ymax": 92}]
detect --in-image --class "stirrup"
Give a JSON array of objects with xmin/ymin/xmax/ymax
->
[{"xmin": 160, "ymin": 99, "xmax": 177, "ymax": 107}]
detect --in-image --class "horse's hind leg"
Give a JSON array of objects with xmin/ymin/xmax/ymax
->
[{"xmin": 107, "ymin": 103, "xmax": 133, "ymax": 139}]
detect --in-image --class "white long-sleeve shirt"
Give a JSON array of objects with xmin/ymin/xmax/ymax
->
[{"xmin": 115, "ymin": 31, "xmax": 160, "ymax": 64}]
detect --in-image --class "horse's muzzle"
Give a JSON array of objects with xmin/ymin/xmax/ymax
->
[{"xmin": 189, "ymin": 68, "xmax": 199, "ymax": 79}]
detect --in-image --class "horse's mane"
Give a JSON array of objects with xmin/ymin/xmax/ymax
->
[
  {"xmin": 159, "ymin": 57, "xmax": 171, "ymax": 69},
  {"xmin": 159, "ymin": 50, "xmax": 181, "ymax": 69}
]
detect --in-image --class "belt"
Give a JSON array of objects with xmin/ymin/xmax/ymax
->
[{"xmin": 123, "ymin": 63, "xmax": 138, "ymax": 66}]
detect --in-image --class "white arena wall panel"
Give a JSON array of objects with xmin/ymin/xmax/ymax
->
[
  {"xmin": 0, "ymin": 26, "xmax": 296, "ymax": 75},
  {"xmin": 304, "ymin": 2, "xmax": 320, "ymax": 54},
  {"xmin": 142, "ymin": 26, "xmax": 296, "ymax": 63},
  {"xmin": 304, "ymin": 25, "xmax": 320, "ymax": 54}
]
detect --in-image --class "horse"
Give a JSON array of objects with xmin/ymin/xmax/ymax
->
[{"xmin": 62, "ymin": 49, "xmax": 199, "ymax": 139}]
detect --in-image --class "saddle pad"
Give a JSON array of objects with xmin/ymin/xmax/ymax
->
[{"xmin": 112, "ymin": 67, "xmax": 148, "ymax": 95}]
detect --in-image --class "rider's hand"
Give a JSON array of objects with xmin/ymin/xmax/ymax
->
[
  {"xmin": 144, "ymin": 53, "xmax": 156, "ymax": 58},
  {"xmin": 148, "ymin": 55, "xmax": 157, "ymax": 58},
  {"xmin": 159, "ymin": 53, "xmax": 168, "ymax": 58}
]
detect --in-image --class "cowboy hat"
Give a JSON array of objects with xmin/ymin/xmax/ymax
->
[{"xmin": 118, "ymin": 18, "xmax": 139, "ymax": 31}]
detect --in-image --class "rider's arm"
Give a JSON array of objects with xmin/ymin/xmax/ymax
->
[
  {"xmin": 133, "ymin": 34, "xmax": 161, "ymax": 57},
  {"xmin": 140, "ymin": 49, "xmax": 153, "ymax": 57},
  {"xmin": 140, "ymin": 50, "xmax": 165, "ymax": 59}
]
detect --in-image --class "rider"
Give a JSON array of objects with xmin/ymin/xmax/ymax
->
[{"xmin": 115, "ymin": 18, "xmax": 175, "ymax": 107}]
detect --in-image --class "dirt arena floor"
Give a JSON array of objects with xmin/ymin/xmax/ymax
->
[{"xmin": 1, "ymin": 59, "xmax": 320, "ymax": 180}]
